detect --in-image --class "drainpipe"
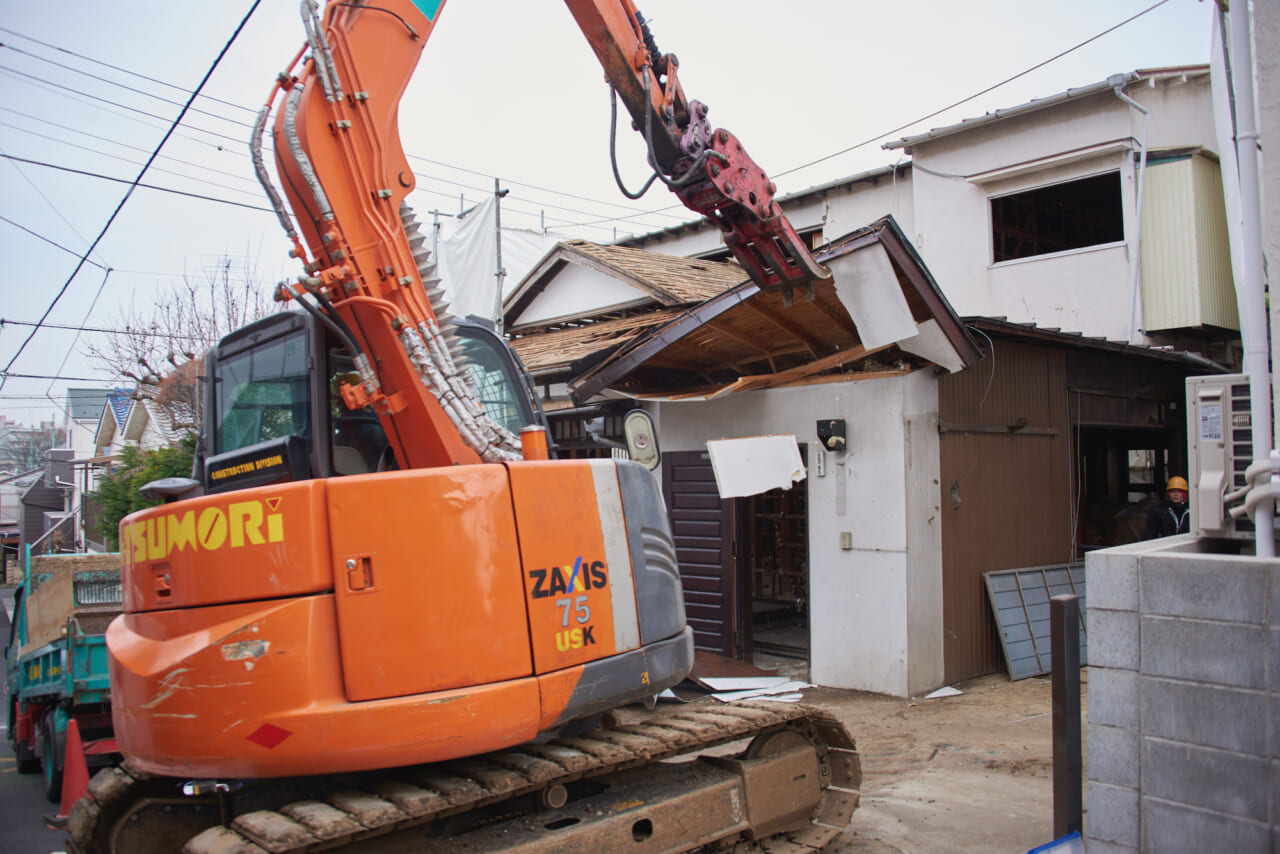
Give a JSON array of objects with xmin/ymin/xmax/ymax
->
[
  {"xmin": 1109, "ymin": 75, "xmax": 1150, "ymax": 345},
  {"xmin": 1225, "ymin": 2, "xmax": 1275, "ymax": 556}
]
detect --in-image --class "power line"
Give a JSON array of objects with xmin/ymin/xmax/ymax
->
[
  {"xmin": 776, "ymin": 0, "xmax": 1175, "ymax": 180},
  {"xmin": 1, "ymin": 106, "xmax": 261, "ymax": 185},
  {"xmin": 0, "ymin": 0, "xmax": 265, "ymax": 388},
  {"xmin": 0, "ymin": 25, "xmax": 259, "ymax": 116},
  {"xmin": 0, "ymin": 121, "xmax": 267, "ymax": 199},
  {"xmin": 0, "ymin": 35, "xmax": 676, "ymax": 229},
  {"xmin": 1, "ymin": 317, "xmax": 194, "ymax": 339},
  {"xmin": 0, "ymin": 34, "xmax": 684, "ymax": 235},
  {"xmin": 0, "ymin": 64, "xmax": 252, "ymax": 149},
  {"xmin": 47, "ymin": 266, "xmax": 115, "ymax": 401},
  {"xmin": 0, "ymin": 142, "xmax": 112, "ymax": 268},
  {"xmin": 406, "ymin": 153, "xmax": 688, "ymax": 223},
  {"xmin": 0, "ymin": 42, "xmax": 258, "ymax": 130},
  {"xmin": 0, "ymin": 372, "xmax": 110, "ymax": 382},
  {"xmin": 0, "ymin": 214, "xmax": 108, "ymax": 270},
  {"xmin": 0, "ymin": 154, "xmax": 275, "ymax": 212}
]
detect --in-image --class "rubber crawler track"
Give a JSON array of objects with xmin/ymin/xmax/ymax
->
[{"xmin": 67, "ymin": 700, "xmax": 861, "ymax": 854}]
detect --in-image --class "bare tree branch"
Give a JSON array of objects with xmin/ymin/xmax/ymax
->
[{"xmin": 83, "ymin": 254, "xmax": 275, "ymax": 431}]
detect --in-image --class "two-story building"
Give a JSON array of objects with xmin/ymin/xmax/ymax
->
[{"xmin": 509, "ymin": 66, "xmax": 1234, "ymax": 694}]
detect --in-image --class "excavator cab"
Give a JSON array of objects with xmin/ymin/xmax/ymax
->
[{"xmin": 195, "ymin": 310, "xmax": 548, "ymax": 495}]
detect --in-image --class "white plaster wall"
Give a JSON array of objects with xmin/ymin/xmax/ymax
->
[
  {"xmin": 820, "ymin": 170, "xmax": 916, "ymax": 244},
  {"xmin": 628, "ymin": 225, "xmax": 726, "ymax": 260},
  {"xmin": 902, "ymin": 78, "xmax": 1215, "ymax": 343},
  {"xmin": 67, "ymin": 418, "xmax": 98, "ymax": 459},
  {"xmin": 631, "ymin": 171, "xmax": 917, "ymax": 261},
  {"xmin": 517, "ymin": 262, "xmax": 652, "ymax": 326},
  {"xmin": 653, "ymin": 372, "xmax": 944, "ymax": 697}
]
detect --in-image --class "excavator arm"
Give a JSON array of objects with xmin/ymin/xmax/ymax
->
[
  {"xmin": 260, "ymin": 0, "xmax": 828, "ymax": 471},
  {"xmin": 564, "ymin": 0, "xmax": 831, "ymax": 291}
]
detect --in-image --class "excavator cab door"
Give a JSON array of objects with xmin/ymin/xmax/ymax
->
[{"xmin": 199, "ymin": 312, "xmax": 325, "ymax": 495}]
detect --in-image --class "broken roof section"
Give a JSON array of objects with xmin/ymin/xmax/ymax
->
[
  {"xmin": 505, "ymin": 240, "xmax": 748, "ymax": 380},
  {"xmin": 507, "ymin": 216, "xmax": 980, "ymax": 403}
]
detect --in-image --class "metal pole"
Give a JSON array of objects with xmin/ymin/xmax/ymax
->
[
  {"xmin": 493, "ymin": 178, "xmax": 508, "ymax": 332},
  {"xmin": 1225, "ymin": 3, "xmax": 1275, "ymax": 555},
  {"xmin": 1051, "ymin": 594, "xmax": 1082, "ymax": 838}
]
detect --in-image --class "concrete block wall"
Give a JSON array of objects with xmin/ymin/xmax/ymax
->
[{"xmin": 1086, "ymin": 535, "xmax": 1279, "ymax": 853}]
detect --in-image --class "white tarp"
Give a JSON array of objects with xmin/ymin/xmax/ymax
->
[
  {"xmin": 705, "ymin": 434, "xmax": 806, "ymax": 499},
  {"xmin": 435, "ymin": 195, "xmax": 563, "ymax": 322},
  {"xmin": 828, "ymin": 245, "xmax": 917, "ymax": 351}
]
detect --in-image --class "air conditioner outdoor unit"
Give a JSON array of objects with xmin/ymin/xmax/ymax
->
[{"xmin": 1186, "ymin": 373, "xmax": 1279, "ymax": 539}]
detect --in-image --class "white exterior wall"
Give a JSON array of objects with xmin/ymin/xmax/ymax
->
[
  {"xmin": 820, "ymin": 174, "xmax": 915, "ymax": 245},
  {"xmin": 628, "ymin": 171, "xmax": 916, "ymax": 260},
  {"xmin": 516, "ymin": 262, "xmax": 652, "ymax": 327},
  {"xmin": 903, "ymin": 76, "xmax": 1215, "ymax": 343},
  {"xmin": 67, "ymin": 418, "xmax": 98, "ymax": 460},
  {"xmin": 652, "ymin": 371, "xmax": 944, "ymax": 697}
]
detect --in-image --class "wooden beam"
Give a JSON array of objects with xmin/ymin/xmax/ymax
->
[
  {"xmin": 705, "ymin": 341, "xmax": 899, "ymax": 396},
  {"xmin": 810, "ymin": 293, "xmax": 858, "ymax": 338},
  {"xmin": 705, "ymin": 319, "xmax": 778, "ymax": 372},
  {"xmin": 740, "ymin": 301, "xmax": 824, "ymax": 357}
]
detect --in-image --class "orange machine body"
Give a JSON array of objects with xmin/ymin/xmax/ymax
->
[
  {"xmin": 109, "ymin": 459, "xmax": 688, "ymax": 777},
  {"xmin": 106, "ymin": 0, "xmax": 827, "ymax": 781}
]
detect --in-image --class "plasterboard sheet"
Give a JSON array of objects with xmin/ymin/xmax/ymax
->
[
  {"xmin": 983, "ymin": 563, "xmax": 1087, "ymax": 680},
  {"xmin": 705, "ymin": 435, "xmax": 805, "ymax": 499},
  {"xmin": 827, "ymin": 246, "xmax": 916, "ymax": 351}
]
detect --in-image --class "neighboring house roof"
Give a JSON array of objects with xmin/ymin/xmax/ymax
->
[
  {"xmin": 129, "ymin": 399, "xmax": 178, "ymax": 446},
  {"xmin": 963, "ymin": 317, "xmax": 1230, "ymax": 372},
  {"xmin": 884, "ymin": 66, "xmax": 1209, "ymax": 152},
  {"xmin": 107, "ymin": 388, "xmax": 133, "ymax": 426},
  {"xmin": 564, "ymin": 216, "xmax": 981, "ymax": 401},
  {"xmin": 92, "ymin": 390, "xmax": 179, "ymax": 454},
  {"xmin": 505, "ymin": 240, "xmax": 747, "ymax": 330},
  {"xmin": 0, "ymin": 470, "xmax": 42, "ymax": 531},
  {"xmin": 65, "ymin": 387, "xmax": 113, "ymax": 422}
]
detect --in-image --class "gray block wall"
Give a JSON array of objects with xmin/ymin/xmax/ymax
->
[{"xmin": 1086, "ymin": 535, "xmax": 1279, "ymax": 854}]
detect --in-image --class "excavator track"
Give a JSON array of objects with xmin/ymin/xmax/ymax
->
[{"xmin": 67, "ymin": 700, "xmax": 860, "ymax": 854}]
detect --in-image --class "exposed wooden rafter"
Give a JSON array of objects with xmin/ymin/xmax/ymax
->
[{"xmin": 740, "ymin": 301, "xmax": 825, "ymax": 357}]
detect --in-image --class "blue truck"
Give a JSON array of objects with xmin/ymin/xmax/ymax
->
[{"xmin": 5, "ymin": 549, "xmax": 121, "ymax": 803}]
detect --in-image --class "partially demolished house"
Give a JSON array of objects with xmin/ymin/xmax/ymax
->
[
  {"xmin": 576, "ymin": 67, "xmax": 1234, "ymax": 693},
  {"xmin": 507, "ymin": 218, "xmax": 981, "ymax": 697}
]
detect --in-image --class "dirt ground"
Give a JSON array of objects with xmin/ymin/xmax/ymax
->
[{"xmin": 798, "ymin": 670, "xmax": 1087, "ymax": 854}]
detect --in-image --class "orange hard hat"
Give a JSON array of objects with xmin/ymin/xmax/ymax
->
[{"xmin": 1166, "ymin": 476, "xmax": 1189, "ymax": 492}]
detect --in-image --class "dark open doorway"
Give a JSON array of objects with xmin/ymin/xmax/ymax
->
[{"xmin": 739, "ymin": 463, "xmax": 810, "ymax": 667}]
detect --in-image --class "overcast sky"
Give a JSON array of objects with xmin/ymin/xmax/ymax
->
[{"xmin": 0, "ymin": 0, "xmax": 1215, "ymax": 428}]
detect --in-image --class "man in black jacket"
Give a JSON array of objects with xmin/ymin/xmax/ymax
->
[{"xmin": 1146, "ymin": 476, "xmax": 1190, "ymax": 539}]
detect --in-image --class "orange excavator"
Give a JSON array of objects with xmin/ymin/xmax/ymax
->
[{"xmin": 67, "ymin": 2, "xmax": 855, "ymax": 851}]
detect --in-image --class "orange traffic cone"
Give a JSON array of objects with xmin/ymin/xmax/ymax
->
[{"xmin": 44, "ymin": 718, "xmax": 89, "ymax": 829}]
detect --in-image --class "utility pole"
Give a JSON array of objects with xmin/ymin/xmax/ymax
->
[{"xmin": 493, "ymin": 178, "xmax": 509, "ymax": 333}]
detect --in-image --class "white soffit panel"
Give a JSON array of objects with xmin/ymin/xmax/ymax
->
[
  {"xmin": 705, "ymin": 435, "xmax": 805, "ymax": 499},
  {"xmin": 828, "ymin": 247, "xmax": 917, "ymax": 351},
  {"xmin": 899, "ymin": 319, "xmax": 966, "ymax": 373}
]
